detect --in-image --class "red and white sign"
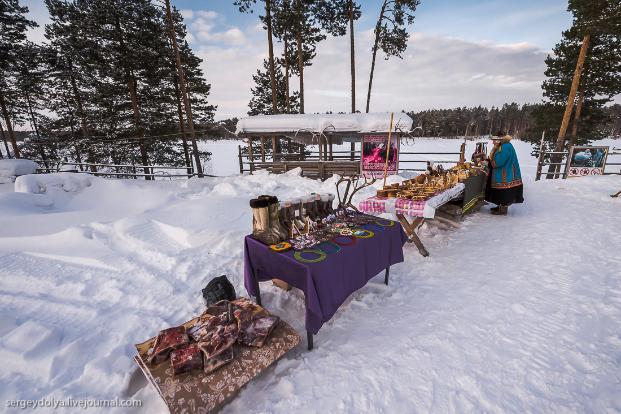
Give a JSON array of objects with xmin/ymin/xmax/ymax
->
[{"xmin": 361, "ymin": 134, "xmax": 400, "ymax": 178}]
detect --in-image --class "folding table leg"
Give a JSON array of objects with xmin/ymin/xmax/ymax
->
[
  {"xmin": 251, "ymin": 269, "xmax": 262, "ymax": 306},
  {"xmin": 408, "ymin": 217, "xmax": 430, "ymax": 257},
  {"xmin": 384, "ymin": 267, "xmax": 390, "ymax": 285},
  {"xmin": 396, "ymin": 214, "xmax": 430, "ymax": 257},
  {"xmin": 307, "ymin": 331, "xmax": 313, "ymax": 351}
]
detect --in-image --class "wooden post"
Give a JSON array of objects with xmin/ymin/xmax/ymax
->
[
  {"xmin": 272, "ymin": 136, "xmax": 277, "ymax": 162},
  {"xmin": 328, "ymin": 136, "xmax": 333, "ymax": 161},
  {"xmin": 535, "ymin": 130, "xmax": 546, "ymax": 181},
  {"xmin": 382, "ymin": 113, "xmax": 395, "ymax": 188},
  {"xmin": 459, "ymin": 142, "xmax": 466, "ymax": 163},
  {"xmin": 248, "ymin": 136, "xmax": 254, "ymax": 161},
  {"xmin": 238, "ymin": 145, "xmax": 244, "ymax": 174},
  {"xmin": 318, "ymin": 137, "xmax": 322, "ymax": 160},
  {"xmin": 260, "ymin": 137, "xmax": 266, "ymax": 162}
]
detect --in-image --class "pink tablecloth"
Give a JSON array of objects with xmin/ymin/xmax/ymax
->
[{"xmin": 359, "ymin": 183, "xmax": 465, "ymax": 219}]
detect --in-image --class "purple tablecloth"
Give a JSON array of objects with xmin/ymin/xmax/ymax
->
[{"xmin": 244, "ymin": 220, "xmax": 407, "ymax": 334}]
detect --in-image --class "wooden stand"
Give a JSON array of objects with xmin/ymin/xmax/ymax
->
[{"xmin": 395, "ymin": 214, "xmax": 429, "ymax": 257}]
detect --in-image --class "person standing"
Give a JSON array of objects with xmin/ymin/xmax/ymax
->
[{"xmin": 485, "ymin": 132, "xmax": 524, "ymax": 215}]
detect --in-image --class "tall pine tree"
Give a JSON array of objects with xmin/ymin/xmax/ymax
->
[{"xmin": 0, "ymin": 0, "xmax": 37, "ymax": 157}]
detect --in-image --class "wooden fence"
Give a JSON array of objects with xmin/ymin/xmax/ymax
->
[
  {"xmin": 535, "ymin": 144, "xmax": 621, "ymax": 180},
  {"xmin": 238, "ymin": 142, "xmax": 466, "ymax": 178},
  {"xmin": 36, "ymin": 161, "xmax": 195, "ymax": 179}
]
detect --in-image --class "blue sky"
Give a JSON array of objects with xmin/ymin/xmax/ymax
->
[
  {"xmin": 22, "ymin": 0, "xmax": 580, "ymax": 119},
  {"xmin": 170, "ymin": 0, "xmax": 571, "ymax": 50}
]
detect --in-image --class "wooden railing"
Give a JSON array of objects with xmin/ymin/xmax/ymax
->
[
  {"xmin": 35, "ymin": 161, "xmax": 195, "ymax": 179},
  {"xmin": 238, "ymin": 142, "xmax": 466, "ymax": 177}
]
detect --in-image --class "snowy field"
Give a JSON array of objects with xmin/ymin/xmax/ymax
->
[{"xmin": 0, "ymin": 138, "xmax": 620, "ymax": 413}]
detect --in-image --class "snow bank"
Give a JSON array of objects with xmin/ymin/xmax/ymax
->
[
  {"xmin": 236, "ymin": 112, "xmax": 414, "ymax": 134},
  {"xmin": 14, "ymin": 173, "xmax": 93, "ymax": 195},
  {"xmin": 0, "ymin": 159, "xmax": 38, "ymax": 178},
  {"xmin": 0, "ymin": 138, "xmax": 620, "ymax": 413}
]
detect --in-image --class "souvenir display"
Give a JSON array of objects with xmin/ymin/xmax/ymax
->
[
  {"xmin": 376, "ymin": 162, "xmax": 484, "ymax": 201},
  {"xmin": 148, "ymin": 326, "xmax": 189, "ymax": 364},
  {"xmin": 249, "ymin": 192, "xmax": 382, "ymax": 253},
  {"xmin": 146, "ymin": 298, "xmax": 281, "ymax": 376},
  {"xmin": 270, "ymin": 241, "xmax": 292, "ymax": 252}
]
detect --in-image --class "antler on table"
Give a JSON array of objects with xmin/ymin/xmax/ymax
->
[{"xmin": 336, "ymin": 174, "xmax": 377, "ymax": 211}]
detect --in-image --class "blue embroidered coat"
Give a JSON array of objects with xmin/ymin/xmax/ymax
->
[{"xmin": 490, "ymin": 142, "xmax": 522, "ymax": 189}]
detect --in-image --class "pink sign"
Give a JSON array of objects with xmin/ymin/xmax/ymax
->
[{"xmin": 361, "ymin": 134, "xmax": 399, "ymax": 178}]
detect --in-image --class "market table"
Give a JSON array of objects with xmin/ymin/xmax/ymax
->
[
  {"xmin": 244, "ymin": 216, "xmax": 407, "ymax": 350},
  {"xmin": 358, "ymin": 183, "xmax": 465, "ymax": 257}
]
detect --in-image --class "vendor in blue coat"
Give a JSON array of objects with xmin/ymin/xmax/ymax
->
[{"xmin": 484, "ymin": 132, "xmax": 524, "ymax": 215}]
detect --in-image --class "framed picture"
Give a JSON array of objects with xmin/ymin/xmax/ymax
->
[
  {"xmin": 361, "ymin": 134, "xmax": 400, "ymax": 178},
  {"xmin": 566, "ymin": 146, "xmax": 609, "ymax": 177}
]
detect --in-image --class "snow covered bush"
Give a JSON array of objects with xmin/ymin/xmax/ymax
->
[
  {"xmin": 14, "ymin": 173, "xmax": 93, "ymax": 195},
  {"xmin": 0, "ymin": 159, "xmax": 38, "ymax": 182}
]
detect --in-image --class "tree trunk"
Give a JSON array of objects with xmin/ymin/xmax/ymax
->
[
  {"xmin": 25, "ymin": 91, "xmax": 48, "ymax": 167},
  {"xmin": 349, "ymin": 0, "xmax": 356, "ymax": 113},
  {"xmin": 284, "ymin": 36, "xmax": 291, "ymax": 113},
  {"xmin": 0, "ymin": 121, "xmax": 11, "ymax": 158},
  {"xmin": 68, "ymin": 61, "xmax": 96, "ymax": 173},
  {"xmin": 569, "ymin": 86, "xmax": 586, "ymax": 146},
  {"xmin": 366, "ymin": 0, "xmax": 387, "ymax": 113},
  {"xmin": 264, "ymin": 0, "xmax": 279, "ymax": 115},
  {"xmin": 547, "ymin": 33, "xmax": 590, "ymax": 179},
  {"xmin": 127, "ymin": 75, "xmax": 151, "ymax": 180},
  {"xmin": 349, "ymin": 0, "xmax": 356, "ymax": 159},
  {"xmin": 165, "ymin": 0, "xmax": 204, "ymax": 177},
  {"xmin": 0, "ymin": 90, "xmax": 20, "ymax": 158},
  {"xmin": 114, "ymin": 14, "xmax": 151, "ymax": 180},
  {"xmin": 295, "ymin": 0, "xmax": 305, "ymax": 114},
  {"xmin": 172, "ymin": 69, "xmax": 192, "ymax": 177}
]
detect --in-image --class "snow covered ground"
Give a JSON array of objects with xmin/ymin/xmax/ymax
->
[{"xmin": 0, "ymin": 139, "xmax": 620, "ymax": 413}]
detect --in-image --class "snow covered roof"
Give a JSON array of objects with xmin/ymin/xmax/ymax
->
[{"xmin": 236, "ymin": 113, "xmax": 414, "ymax": 135}]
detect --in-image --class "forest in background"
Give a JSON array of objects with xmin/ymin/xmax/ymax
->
[{"xmin": 1, "ymin": 0, "xmax": 620, "ymax": 173}]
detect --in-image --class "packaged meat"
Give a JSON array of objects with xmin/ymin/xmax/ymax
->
[
  {"xmin": 170, "ymin": 343, "xmax": 203, "ymax": 375},
  {"xmin": 188, "ymin": 313, "xmax": 227, "ymax": 342},
  {"xmin": 204, "ymin": 346, "xmax": 234, "ymax": 374},
  {"xmin": 237, "ymin": 315, "xmax": 280, "ymax": 347},
  {"xmin": 148, "ymin": 326, "xmax": 189, "ymax": 364},
  {"xmin": 198, "ymin": 322, "xmax": 238, "ymax": 358}
]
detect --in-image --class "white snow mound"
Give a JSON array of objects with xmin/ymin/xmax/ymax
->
[
  {"xmin": 236, "ymin": 112, "xmax": 414, "ymax": 134},
  {"xmin": 15, "ymin": 173, "xmax": 93, "ymax": 195},
  {"xmin": 0, "ymin": 159, "xmax": 38, "ymax": 178}
]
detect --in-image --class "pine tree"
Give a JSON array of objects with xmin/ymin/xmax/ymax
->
[
  {"xmin": 545, "ymin": 0, "xmax": 621, "ymax": 177},
  {"xmin": 0, "ymin": 0, "xmax": 38, "ymax": 157},
  {"xmin": 541, "ymin": 24, "xmax": 621, "ymax": 145},
  {"xmin": 366, "ymin": 0, "xmax": 420, "ymax": 113},
  {"xmin": 248, "ymin": 59, "xmax": 300, "ymax": 115}
]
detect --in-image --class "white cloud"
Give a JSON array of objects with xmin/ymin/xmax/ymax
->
[
  {"xmin": 186, "ymin": 14, "xmax": 563, "ymax": 120},
  {"xmin": 180, "ymin": 9, "xmax": 194, "ymax": 20},
  {"xmin": 196, "ymin": 10, "xmax": 219, "ymax": 20},
  {"xmin": 186, "ymin": 9, "xmax": 246, "ymax": 46}
]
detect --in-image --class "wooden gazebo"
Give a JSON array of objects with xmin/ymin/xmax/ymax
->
[{"xmin": 235, "ymin": 113, "xmax": 414, "ymax": 179}]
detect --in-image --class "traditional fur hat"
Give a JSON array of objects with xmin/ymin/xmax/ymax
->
[{"xmin": 491, "ymin": 134, "xmax": 512, "ymax": 142}]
